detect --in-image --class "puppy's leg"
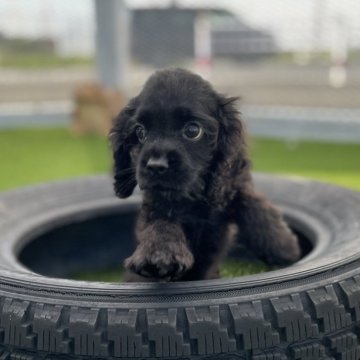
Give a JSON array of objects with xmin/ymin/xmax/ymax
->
[
  {"xmin": 233, "ymin": 191, "xmax": 301, "ymax": 265},
  {"xmin": 182, "ymin": 223, "xmax": 234, "ymax": 281},
  {"xmin": 124, "ymin": 210, "xmax": 194, "ymax": 281}
]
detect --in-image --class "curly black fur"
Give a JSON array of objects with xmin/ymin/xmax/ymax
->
[{"xmin": 110, "ymin": 68, "xmax": 301, "ymax": 282}]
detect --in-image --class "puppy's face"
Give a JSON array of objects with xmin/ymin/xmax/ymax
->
[
  {"xmin": 131, "ymin": 98, "xmax": 219, "ymax": 197},
  {"xmin": 111, "ymin": 69, "xmax": 241, "ymax": 199}
]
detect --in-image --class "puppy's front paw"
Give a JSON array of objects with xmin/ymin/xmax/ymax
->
[{"xmin": 124, "ymin": 242, "xmax": 194, "ymax": 281}]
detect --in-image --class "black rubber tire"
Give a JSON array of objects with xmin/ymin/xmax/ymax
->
[{"xmin": 0, "ymin": 174, "xmax": 359, "ymax": 360}]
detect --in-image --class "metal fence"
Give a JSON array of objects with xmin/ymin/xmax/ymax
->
[{"xmin": 0, "ymin": 0, "xmax": 359, "ymax": 141}]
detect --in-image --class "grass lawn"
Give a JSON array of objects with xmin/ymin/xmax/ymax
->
[
  {"xmin": 0, "ymin": 128, "xmax": 110, "ymax": 191},
  {"xmin": 0, "ymin": 53, "xmax": 92, "ymax": 69},
  {"xmin": 250, "ymin": 138, "xmax": 360, "ymax": 191},
  {"xmin": 72, "ymin": 259, "xmax": 274, "ymax": 282},
  {"xmin": 0, "ymin": 128, "xmax": 358, "ymax": 281},
  {"xmin": 0, "ymin": 128, "xmax": 359, "ymax": 192}
]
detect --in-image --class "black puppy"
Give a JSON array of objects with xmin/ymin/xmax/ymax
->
[{"xmin": 110, "ymin": 68, "xmax": 301, "ymax": 281}]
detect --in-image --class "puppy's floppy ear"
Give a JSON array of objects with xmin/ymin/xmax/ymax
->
[
  {"xmin": 109, "ymin": 97, "xmax": 139, "ymax": 198},
  {"xmin": 216, "ymin": 95, "xmax": 247, "ymax": 166},
  {"xmin": 207, "ymin": 94, "xmax": 251, "ymax": 202}
]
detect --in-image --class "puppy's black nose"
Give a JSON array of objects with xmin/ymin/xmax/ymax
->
[{"xmin": 146, "ymin": 156, "xmax": 169, "ymax": 174}]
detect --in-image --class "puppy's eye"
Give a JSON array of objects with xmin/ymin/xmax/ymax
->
[
  {"xmin": 183, "ymin": 122, "xmax": 203, "ymax": 141},
  {"xmin": 135, "ymin": 125, "xmax": 146, "ymax": 143}
]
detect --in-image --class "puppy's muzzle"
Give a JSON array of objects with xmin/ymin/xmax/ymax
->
[{"xmin": 138, "ymin": 141, "xmax": 192, "ymax": 193}]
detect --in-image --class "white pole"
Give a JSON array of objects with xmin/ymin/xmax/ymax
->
[
  {"xmin": 329, "ymin": 14, "xmax": 348, "ymax": 88},
  {"xmin": 194, "ymin": 11, "xmax": 212, "ymax": 79}
]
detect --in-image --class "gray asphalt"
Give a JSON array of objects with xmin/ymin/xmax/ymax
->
[
  {"xmin": 1, "ymin": 65, "xmax": 360, "ymax": 107},
  {"xmin": 0, "ymin": 65, "xmax": 359, "ymax": 142}
]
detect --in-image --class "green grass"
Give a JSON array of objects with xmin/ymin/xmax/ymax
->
[
  {"xmin": 250, "ymin": 138, "xmax": 360, "ymax": 191},
  {"xmin": 0, "ymin": 128, "xmax": 359, "ymax": 192},
  {"xmin": 0, "ymin": 53, "xmax": 93, "ymax": 69},
  {"xmin": 71, "ymin": 259, "xmax": 273, "ymax": 282},
  {"xmin": 72, "ymin": 267, "xmax": 125, "ymax": 283},
  {"xmin": 1, "ymin": 128, "xmax": 359, "ymax": 280},
  {"xmin": 267, "ymin": 50, "xmax": 360, "ymax": 66},
  {"xmin": 0, "ymin": 128, "xmax": 110, "ymax": 191}
]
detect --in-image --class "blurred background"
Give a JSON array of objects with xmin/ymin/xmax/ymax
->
[{"xmin": 0, "ymin": 0, "xmax": 359, "ymax": 192}]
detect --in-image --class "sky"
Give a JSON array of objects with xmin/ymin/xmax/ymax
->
[{"xmin": 0, "ymin": 0, "xmax": 359, "ymax": 55}]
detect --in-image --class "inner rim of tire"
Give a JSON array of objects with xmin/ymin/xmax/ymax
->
[{"xmin": 17, "ymin": 205, "xmax": 314, "ymax": 281}]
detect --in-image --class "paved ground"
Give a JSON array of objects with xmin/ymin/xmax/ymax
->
[
  {"xmin": 0, "ymin": 64, "xmax": 359, "ymax": 142},
  {"xmin": 1, "ymin": 64, "xmax": 359, "ymax": 108}
]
